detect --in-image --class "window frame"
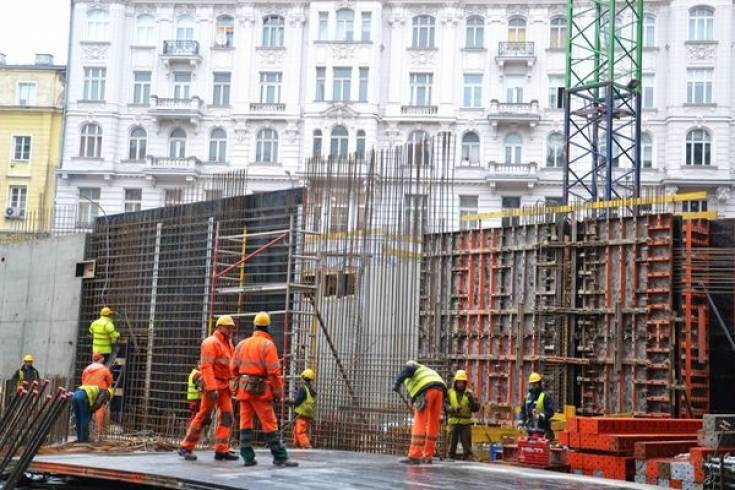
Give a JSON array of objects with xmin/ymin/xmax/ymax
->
[
  {"xmin": 262, "ymin": 15, "xmax": 285, "ymax": 48},
  {"xmin": 687, "ymin": 69, "xmax": 713, "ymax": 105},
  {"xmin": 546, "ymin": 132, "xmax": 564, "ymax": 167},
  {"xmin": 685, "ymin": 129, "xmax": 711, "ymax": 166},
  {"xmin": 215, "ymin": 15, "xmax": 235, "ymax": 47},
  {"xmin": 461, "ymin": 132, "xmax": 480, "ymax": 164},
  {"xmin": 504, "ymin": 133, "xmax": 523, "ymax": 164},
  {"xmin": 412, "ymin": 15, "xmax": 436, "ymax": 49},
  {"xmin": 173, "ymin": 71, "xmax": 192, "ymax": 100},
  {"xmin": 208, "ymin": 128, "xmax": 227, "ymax": 163},
  {"xmin": 77, "ymin": 187, "xmax": 101, "ymax": 227},
  {"xmin": 688, "ymin": 7, "xmax": 714, "ymax": 41},
  {"xmin": 175, "ymin": 15, "xmax": 195, "ymax": 41},
  {"xmin": 12, "ymin": 136, "xmax": 32, "ymax": 161},
  {"xmin": 135, "ymin": 14, "xmax": 156, "ymax": 45},
  {"xmin": 643, "ymin": 14, "xmax": 655, "ymax": 47},
  {"xmin": 332, "ymin": 67, "xmax": 352, "ymax": 102},
  {"xmin": 79, "ymin": 123, "xmax": 103, "ymax": 159},
  {"xmin": 356, "ymin": 129, "xmax": 366, "ymax": 160},
  {"xmin": 7, "ymin": 185, "xmax": 28, "ymax": 215},
  {"xmin": 260, "ymin": 72, "xmax": 283, "ymax": 104},
  {"xmin": 459, "ymin": 194, "xmax": 479, "ymax": 230},
  {"xmin": 361, "ymin": 12, "xmax": 372, "ymax": 41},
  {"xmin": 83, "ymin": 67, "xmax": 107, "ymax": 101},
  {"xmin": 641, "ymin": 132, "xmax": 653, "ymax": 168},
  {"xmin": 463, "ymin": 73, "xmax": 482, "ymax": 108},
  {"xmin": 86, "ymin": 9, "xmax": 109, "ymax": 42},
  {"xmin": 465, "ymin": 16, "xmax": 484, "ymax": 49},
  {"xmin": 123, "ymin": 188, "xmax": 143, "ymax": 213},
  {"xmin": 410, "ymin": 72, "xmax": 433, "ymax": 106},
  {"xmin": 507, "ymin": 17, "xmax": 527, "ymax": 42},
  {"xmin": 318, "ymin": 12, "xmax": 329, "ymax": 41},
  {"xmin": 169, "ymin": 128, "xmax": 187, "ymax": 159},
  {"xmin": 336, "ymin": 9, "xmax": 355, "ymax": 42},
  {"xmin": 313, "ymin": 129, "xmax": 323, "ymax": 156},
  {"xmin": 358, "ymin": 67, "xmax": 369, "ymax": 102},
  {"xmin": 315, "ymin": 67, "xmax": 326, "ymax": 101},
  {"xmin": 133, "ymin": 71, "xmax": 151, "ymax": 105},
  {"xmin": 330, "ymin": 126, "xmax": 349, "ymax": 159},
  {"xmin": 128, "ymin": 126, "xmax": 147, "ymax": 161},
  {"xmin": 16, "ymin": 81, "xmax": 37, "ymax": 106},
  {"xmin": 549, "ymin": 16, "xmax": 566, "ymax": 49},
  {"xmin": 212, "ymin": 72, "xmax": 231, "ymax": 106},
  {"xmin": 256, "ymin": 128, "xmax": 279, "ymax": 163}
]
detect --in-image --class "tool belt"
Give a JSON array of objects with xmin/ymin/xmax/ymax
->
[{"xmin": 240, "ymin": 375, "xmax": 266, "ymax": 395}]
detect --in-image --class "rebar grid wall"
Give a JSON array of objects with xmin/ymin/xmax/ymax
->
[
  {"xmin": 420, "ymin": 208, "xmax": 711, "ymax": 422},
  {"xmin": 75, "ymin": 188, "xmax": 302, "ymax": 437},
  {"xmin": 301, "ymin": 134, "xmax": 455, "ymax": 453}
]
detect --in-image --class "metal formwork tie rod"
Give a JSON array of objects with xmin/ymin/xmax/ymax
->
[
  {"xmin": 0, "ymin": 383, "xmax": 38, "ymax": 459},
  {"xmin": 0, "ymin": 386, "xmax": 25, "ymax": 435},
  {"xmin": 0, "ymin": 380, "xmax": 50, "ymax": 474}
]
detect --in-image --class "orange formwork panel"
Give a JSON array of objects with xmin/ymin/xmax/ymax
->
[
  {"xmin": 572, "ymin": 433, "xmax": 698, "ymax": 454},
  {"xmin": 645, "ymin": 458, "xmax": 674, "ymax": 480},
  {"xmin": 690, "ymin": 446, "xmax": 735, "ymax": 483},
  {"xmin": 575, "ymin": 417, "xmax": 702, "ymax": 435},
  {"xmin": 567, "ymin": 452, "xmax": 635, "ymax": 481},
  {"xmin": 633, "ymin": 440, "xmax": 699, "ymax": 460}
]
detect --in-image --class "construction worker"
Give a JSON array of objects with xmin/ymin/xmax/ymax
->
[
  {"xmin": 393, "ymin": 360, "xmax": 447, "ymax": 464},
  {"xmin": 178, "ymin": 315, "xmax": 237, "ymax": 462},
  {"xmin": 89, "ymin": 307, "xmax": 120, "ymax": 359},
  {"xmin": 187, "ymin": 364, "xmax": 204, "ymax": 425},
  {"xmin": 446, "ymin": 370, "xmax": 480, "ymax": 460},
  {"xmin": 231, "ymin": 311, "xmax": 298, "ymax": 467},
  {"xmin": 81, "ymin": 352, "xmax": 113, "ymax": 437},
  {"xmin": 518, "ymin": 372, "xmax": 555, "ymax": 440},
  {"xmin": 290, "ymin": 368, "xmax": 317, "ymax": 449},
  {"xmin": 72, "ymin": 385, "xmax": 113, "ymax": 443},
  {"xmin": 11, "ymin": 355, "xmax": 40, "ymax": 388}
]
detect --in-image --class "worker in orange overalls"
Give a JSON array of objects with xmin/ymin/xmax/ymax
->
[
  {"xmin": 290, "ymin": 368, "xmax": 317, "ymax": 449},
  {"xmin": 231, "ymin": 311, "xmax": 298, "ymax": 468},
  {"xmin": 178, "ymin": 315, "xmax": 238, "ymax": 462},
  {"xmin": 81, "ymin": 352, "xmax": 113, "ymax": 438}
]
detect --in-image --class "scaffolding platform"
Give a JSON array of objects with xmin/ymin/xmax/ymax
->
[{"xmin": 30, "ymin": 450, "xmax": 658, "ymax": 490}]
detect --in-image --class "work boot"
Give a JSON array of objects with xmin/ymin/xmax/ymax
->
[
  {"xmin": 177, "ymin": 448, "xmax": 197, "ymax": 461},
  {"xmin": 273, "ymin": 459, "xmax": 299, "ymax": 468},
  {"xmin": 243, "ymin": 459, "xmax": 257, "ymax": 467},
  {"xmin": 214, "ymin": 451, "xmax": 239, "ymax": 461},
  {"xmin": 399, "ymin": 458, "xmax": 421, "ymax": 465},
  {"xmin": 421, "ymin": 458, "xmax": 433, "ymax": 464}
]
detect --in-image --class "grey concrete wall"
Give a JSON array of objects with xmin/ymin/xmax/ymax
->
[{"xmin": 0, "ymin": 234, "xmax": 86, "ymax": 380}]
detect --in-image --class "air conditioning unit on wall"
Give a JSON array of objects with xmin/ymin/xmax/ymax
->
[{"xmin": 5, "ymin": 207, "xmax": 25, "ymax": 219}]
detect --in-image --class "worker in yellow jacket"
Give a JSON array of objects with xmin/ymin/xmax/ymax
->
[
  {"xmin": 446, "ymin": 370, "xmax": 480, "ymax": 460},
  {"xmin": 72, "ymin": 385, "xmax": 113, "ymax": 442},
  {"xmin": 290, "ymin": 369, "xmax": 317, "ymax": 449},
  {"xmin": 89, "ymin": 307, "xmax": 120, "ymax": 360},
  {"xmin": 11, "ymin": 354, "xmax": 40, "ymax": 388}
]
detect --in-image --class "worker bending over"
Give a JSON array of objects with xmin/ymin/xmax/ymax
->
[
  {"xmin": 446, "ymin": 369, "xmax": 480, "ymax": 460},
  {"xmin": 179, "ymin": 316, "xmax": 237, "ymax": 462},
  {"xmin": 81, "ymin": 352, "xmax": 113, "ymax": 437},
  {"xmin": 518, "ymin": 372, "xmax": 555, "ymax": 439},
  {"xmin": 393, "ymin": 360, "xmax": 447, "ymax": 464},
  {"xmin": 12, "ymin": 354, "xmax": 40, "ymax": 388},
  {"xmin": 89, "ymin": 307, "xmax": 120, "ymax": 360},
  {"xmin": 72, "ymin": 385, "xmax": 113, "ymax": 443},
  {"xmin": 232, "ymin": 312, "xmax": 297, "ymax": 467},
  {"xmin": 290, "ymin": 369, "xmax": 317, "ymax": 449},
  {"xmin": 187, "ymin": 364, "xmax": 204, "ymax": 425}
]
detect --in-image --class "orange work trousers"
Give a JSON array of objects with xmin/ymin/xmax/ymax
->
[
  {"xmin": 94, "ymin": 408, "xmax": 106, "ymax": 437},
  {"xmin": 408, "ymin": 387, "xmax": 444, "ymax": 460},
  {"xmin": 239, "ymin": 398, "xmax": 278, "ymax": 432},
  {"xmin": 292, "ymin": 415, "xmax": 312, "ymax": 448},
  {"xmin": 181, "ymin": 387, "xmax": 233, "ymax": 453}
]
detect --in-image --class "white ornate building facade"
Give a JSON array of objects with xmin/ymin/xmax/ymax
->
[{"xmin": 57, "ymin": 0, "xmax": 735, "ymax": 226}]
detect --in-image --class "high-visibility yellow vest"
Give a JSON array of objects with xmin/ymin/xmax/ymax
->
[
  {"xmin": 403, "ymin": 364, "xmax": 446, "ymax": 399},
  {"xmin": 89, "ymin": 316, "xmax": 120, "ymax": 354},
  {"xmin": 448, "ymin": 388, "xmax": 474, "ymax": 425},
  {"xmin": 79, "ymin": 385, "xmax": 103, "ymax": 407},
  {"xmin": 526, "ymin": 391, "xmax": 546, "ymax": 414},
  {"xmin": 187, "ymin": 369, "xmax": 201, "ymax": 401},
  {"xmin": 294, "ymin": 385, "xmax": 316, "ymax": 419}
]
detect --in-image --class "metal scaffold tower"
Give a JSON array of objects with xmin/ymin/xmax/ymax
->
[{"xmin": 563, "ymin": 0, "xmax": 643, "ymax": 203}]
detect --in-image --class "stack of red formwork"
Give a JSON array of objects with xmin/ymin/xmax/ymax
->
[{"xmin": 559, "ymin": 417, "xmax": 701, "ymax": 482}]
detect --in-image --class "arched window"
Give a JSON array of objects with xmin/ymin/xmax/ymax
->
[
  {"xmin": 169, "ymin": 128, "xmax": 187, "ymax": 159},
  {"xmin": 507, "ymin": 17, "xmax": 526, "ymax": 42},
  {"xmin": 412, "ymin": 15, "xmax": 436, "ymax": 48},
  {"xmin": 256, "ymin": 128, "xmax": 278, "ymax": 163},
  {"xmin": 546, "ymin": 133, "xmax": 564, "ymax": 167},
  {"xmin": 215, "ymin": 15, "xmax": 234, "ymax": 47},
  {"xmin": 336, "ymin": 9, "xmax": 354, "ymax": 41},
  {"xmin": 643, "ymin": 15, "xmax": 655, "ymax": 47},
  {"xmin": 330, "ymin": 126, "xmax": 349, "ymax": 159},
  {"xmin": 504, "ymin": 133, "xmax": 522, "ymax": 164},
  {"xmin": 87, "ymin": 10, "xmax": 109, "ymax": 41},
  {"xmin": 601, "ymin": 15, "xmax": 624, "ymax": 48},
  {"xmin": 465, "ymin": 16, "xmax": 484, "ymax": 49},
  {"xmin": 407, "ymin": 130, "xmax": 430, "ymax": 166},
  {"xmin": 689, "ymin": 7, "xmax": 714, "ymax": 41},
  {"xmin": 356, "ymin": 130, "xmax": 366, "ymax": 160},
  {"xmin": 686, "ymin": 129, "xmax": 711, "ymax": 166},
  {"xmin": 262, "ymin": 15, "xmax": 284, "ymax": 47},
  {"xmin": 209, "ymin": 128, "xmax": 227, "ymax": 162},
  {"xmin": 135, "ymin": 15, "xmax": 156, "ymax": 45},
  {"xmin": 176, "ymin": 15, "xmax": 195, "ymax": 41},
  {"xmin": 461, "ymin": 132, "xmax": 480, "ymax": 164},
  {"xmin": 641, "ymin": 133, "xmax": 653, "ymax": 168},
  {"xmin": 129, "ymin": 126, "xmax": 147, "ymax": 161},
  {"xmin": 549, "ymin": 16, "xmax": 566, "ymax": 49},
  {"xmin": 312, "ymin": 129, "xmax": 323, "ymax": 157},
  {"xmin": 80, "ymin": 123, "xmax": 102, "ymax": 158}
]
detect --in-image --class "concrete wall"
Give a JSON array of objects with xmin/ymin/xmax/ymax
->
[{"xmin": 0, "ymin": 234, "xmax": 86, "ymax": 380}]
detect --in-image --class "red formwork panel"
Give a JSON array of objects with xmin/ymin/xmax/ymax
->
[
  {"xmin": 645, "ymin": 457, "xmax": 674, "ymax": 479},
  {"xmin": 633, "ymin": 440, "xmax": 699, "ymax": 460},
  {"xmin": 572, "ymin": 433, "xmax": 698, "ymax": 454},
  {"xmin": 567, "ymin": 452, "xmax": 635, "ymax": 481},
  {"xmin": 576, "ymin": 417, "xmax": 702, "ymax": 435},
  {"xmin": 690, "ymin": 446, "xmax": 735, "ymax": 483}
]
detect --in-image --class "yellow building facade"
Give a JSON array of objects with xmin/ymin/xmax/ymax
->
[{"xmin": 0, "ymin": 55, "xmax": 65, "ymax": 236}]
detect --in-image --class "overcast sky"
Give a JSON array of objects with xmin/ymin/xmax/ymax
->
[{"xmin": 0, "ymin": 1, "xmax": 70, "ymax": 65}]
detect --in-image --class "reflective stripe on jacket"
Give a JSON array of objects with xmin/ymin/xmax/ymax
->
[
  {"xmin": 448, "ymin": 388, "xmax": 474, "ymax": 425},
  {"xmin": 89, "ymin": 316, "xmax": 120, "ymax": 354},
  {"xmin": 231, "ymin": 330, "xmax": 284, "ymax": 399},
  {"xmin": 187, "ymin": 369, "xmax": 202, "ymax": 401},
  {"xmin": 294, "ymin": 385, "xmax": 316, "ymax": 419},
  {"xmin": 403, "ymin": 364, "xmax": 446, "ymax": 399},
  {"xmin": 81, "ymin": 362, "xmax": 113, "ymax": 389},
  {"xmin": 200, "ymin": 331, "xmax": 234, "ymax": 391}
]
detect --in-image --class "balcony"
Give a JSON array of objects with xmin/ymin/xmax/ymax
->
[
  {"xmin": 250, "ymin": 102, "xmax": 286, "ymax": 112},
  {"xmin": 496, "ymin": 42, "xmax": 536, "ymax": 67},
  {"xmin": 160, "ymin": 40, "xmax": 201, "ymax": 66},
  {"xmin": 486, "ymin": 161, "xmax": 539, "ymax": 187},
  {"xmin": 487, "ymin": 100, "xmax": 541, "ymax": 125},
  {"xmin": 148, "ymin": 96, "xmax": 203, "ymax": 126},
  {"xmin": 145, "ymin": 156, "xmax": 201, "ymax": 181},
  {"xmin": 400, "ymin": 105, "xmax": 438, "ymax": 116}
]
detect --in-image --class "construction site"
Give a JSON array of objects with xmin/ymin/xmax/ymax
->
[{"xmin": 2, "ymin": 1, "xmax": 735, "ymax": 490}]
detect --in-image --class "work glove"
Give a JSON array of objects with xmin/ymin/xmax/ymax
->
[{"xmin": 207, "ymin": 390, "xmax": 219, "ymax": 401}]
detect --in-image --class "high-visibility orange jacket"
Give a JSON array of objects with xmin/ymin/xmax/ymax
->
[
  {"xmin": 200, "ymin": 330, "xmax": 235, "ymax": 391},
  {"xmin": 231, "ymin": 330, "xmax": 283, "ymax": 399},
  {"xmin": 81, "ymin": 362, "xmax": 113, "ymax": 390}
]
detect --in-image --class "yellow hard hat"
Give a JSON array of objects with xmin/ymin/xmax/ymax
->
[
  {"xmin": 253, "ymin": 311, "xmax": 271, "ymax": 327},
  {"xmin": 302, "ymin": 369, "xmax": 315, "ymax": 380},
  {"xmin": 528, "ymin": 372, "xmax": 542, "ymax": 383},
  {"xmin": 23, "ymin": 354, "xmax": 34, "ymax": 363},
  {"xmin": 454, "ymin": 370, "xmax": 468, "ymax": 382},
  {"xmin": 107, "ymin": 388, "xmax": 114, "ymax": 397},
  {"xmin": 100, "ymin": 306, "xmax": 113, "ymax": 317},
  {"xmin": 216, "ymin": 315, "xmax": 235, "ymax": 327}
]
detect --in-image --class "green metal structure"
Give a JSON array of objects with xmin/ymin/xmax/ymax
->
[{"xmin": 563, "ymin": 0, "xmax": 644, "ymax": 203}]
